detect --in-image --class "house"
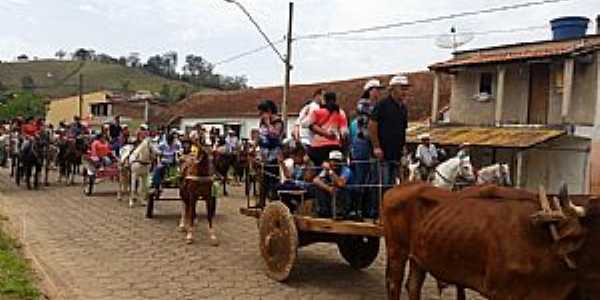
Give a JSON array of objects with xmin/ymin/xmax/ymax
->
[
  {"xmin": 46, "ymin": 91, "xmax": 113, "ymax": 127},
  {"xmin": 423, "ymin": 16, "xmax": 600, "ymax": 194},
  {"xmin": 46, "ymin": 90, "xmax": 168, "ymax": 129},
  {"xmin": 155, "ymin": 71, "xmax": 451, "ymax": 138}
]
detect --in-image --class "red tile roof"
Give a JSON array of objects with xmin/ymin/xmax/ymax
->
[
  {"xmin": 153, "ymin": 71, "xmax": 450, "ymax": 125},
  {"xmin": 430, "ymin": 35, "xmax": 600, "ymax": 71}
]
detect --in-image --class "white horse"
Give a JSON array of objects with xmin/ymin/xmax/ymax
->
[
  {"xmin": 430, "ymin": 155, "xmax": 476, "ymax": 190},
  {"xmin": 123, "ymin": 139, "xmax": 159, "ymax": 208},
  {"xmin": 476, "ymin": 163, "xmax": 512, "ymax": 186},
  {"xmin": 117, "ymin": 144, "xmax": 135, "ymax": 203}
]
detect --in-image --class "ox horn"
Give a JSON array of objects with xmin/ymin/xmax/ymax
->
[{"xmin": 558, "ymin": 182, "xmax": 587, "ymax": 218}]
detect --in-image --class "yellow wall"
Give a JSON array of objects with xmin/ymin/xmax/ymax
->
[{"xmin": 46, "ymin": 91, "xmax": 110, "ymax": 126}]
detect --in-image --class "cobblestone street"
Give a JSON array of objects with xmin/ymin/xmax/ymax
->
[{"xmin": 0, "ymin": 169, "xmax": 484, "ymax": 300}]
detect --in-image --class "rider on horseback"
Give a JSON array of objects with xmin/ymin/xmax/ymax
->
[
  {"xmin": 415, "ymin": 133, "xmax": 440, "ymax": 181},
  {"xmin": 150, "ymin": 130, "xmax": 183, "ymax": 191}
]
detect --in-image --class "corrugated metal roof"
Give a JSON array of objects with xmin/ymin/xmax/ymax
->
[
  {"xmin": 407, "ymin": 124, "xmax": 566, "ymax": 148},
  {"xmin": 430, "ymin": 35, "xmax": 600, "ymax": 71}
]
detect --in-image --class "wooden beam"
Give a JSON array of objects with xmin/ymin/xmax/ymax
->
[
  {"xmin": 294, "ymin": 216, "xmax": 383, "ymax": 237},
  {"xmin": 562, "ymin": 58, "xmax": 575, "ymax": 122},
  {"xmin": 516, "ymin": 150, "xmax": 524, "ymax": 188},
  {"xmin": 591, "ymin": 52, "xmax": 600, "ymax": 194},
  {"xmin": 495, "ymin": 66, "xmax": 506, "ymax": 127},
  {"xmin": 431, "ymin": 72, "xmax": 440, "ymax": 123}
]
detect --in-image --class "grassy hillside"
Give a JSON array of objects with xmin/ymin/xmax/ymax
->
[{"xmin": 0, "ymin": 60, "xmax": 195, "ymax": 99}]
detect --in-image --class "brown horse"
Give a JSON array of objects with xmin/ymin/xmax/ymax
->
[{"xmin": 179, "ymin": 147, "xmax": 218, "ymax": 245}]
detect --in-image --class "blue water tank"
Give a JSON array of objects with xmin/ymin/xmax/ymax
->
[{"xmin": 550, "ymin": 16, "xmax": 590, "ymax": 40}]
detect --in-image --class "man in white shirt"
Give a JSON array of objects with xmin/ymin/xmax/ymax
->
[
  {"xmin": 415, "ymin": 133, "xmax": 439, "ymax": 180},
  {"xmin": 293, "ymin": 89, "xmax": 324, "ymax": 147}
]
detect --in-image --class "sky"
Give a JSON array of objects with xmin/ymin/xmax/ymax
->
[{"xmin": 0, "ymin": 0, "xmax": 598, "ymax": 87}]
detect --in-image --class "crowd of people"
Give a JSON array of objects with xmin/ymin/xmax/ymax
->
[
  {"xmin": 0, "ymin": 73, "xmax": 415, "ymax": 221},
  {"xmin": 257, "ymin": 74, "xmax": 412, "ymax": 220}
]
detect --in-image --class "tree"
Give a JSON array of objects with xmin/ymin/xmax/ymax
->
[
  {"xmin": 55, "ymin": 49, "xmax": 67, "ymax": 60},
  {"xmin": 120, "ymin": 80, "xmax": 131, "ymax": 93},
  {"xmin": 143, "ymin": 55, "xmax": 167, "ymax": 76},
  {"xmin": 163, "ymin": 51, "xmax": 178, "ymax": 77},
  {"xmin": 72, "ymin": 48, "xmax": 93, "ymax": 60},
  {"xmin": 21, "ymin": 76, "xmax": 35, "ymax": 91},
  {"xmin": 17, "ymin": 54, "xmax": 28, "ymax": 61},
  {"xmin": 95, "ymin": 53, "xmax": 117, "ymax": 64},
  {"xmin": 0, "ymin": 92, "xmax": 46, "ymax": 120},
  {"xmin": 127, "ymin": 52, "xmax": 141, "ymax": 67},
  {"xmin": 118, "ymin": 56, "xmax": 127, "ymax": 66}
]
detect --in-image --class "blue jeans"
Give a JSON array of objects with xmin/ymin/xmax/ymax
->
[
  {"xmin": 151, "ymin": 162, "xmax": 172, "ymax": 188},
  {"xmin": 365, "ymin": 161, "xmax": 399, "ymax": 219},
  {"xmin": 352, "ymin": 161, "xmax": 377, "ymax": 218},
  {"xmin": 314, "ymin": 187, "xmax": 352, "ymax": 218}
]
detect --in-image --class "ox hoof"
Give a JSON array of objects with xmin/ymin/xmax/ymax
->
[
  {"xmin": 128, "ymin": 201, "xmax": 135, "ymax": 208},
  {"xmin": 186, "ymin": 233, "xmax": 193, "ymax": 244},
  {"xmin": 177, "ymin": 225, "xmax": 185, "ymax": 232}
]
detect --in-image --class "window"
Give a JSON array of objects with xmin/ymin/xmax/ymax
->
[
  {"xmin": 479, "ymin": 73, "xmax": 494, "ymax": 95},
  {"xmin": 90, "ymin": 103, "xmax": 109, "ymax": 117}
]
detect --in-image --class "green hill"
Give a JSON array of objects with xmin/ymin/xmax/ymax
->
[{"xmin": 0, "ymin": 60, "xmax": 196, "ymax": 99}]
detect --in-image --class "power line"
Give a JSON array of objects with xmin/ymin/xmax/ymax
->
[
  {"xmin": 295, "ymin": 0, "xmax": 573, "ymax": 40},
  {"xmin": 213, "ymin": 0, "xmax": 573, "ymax": 66},
  {"xmin": 328, "ymin": 25, "xmax": 549, "ymax": 42},
  {"xmin": 214, "ymin": 38, "xmax": 285, "ymax": 66}
]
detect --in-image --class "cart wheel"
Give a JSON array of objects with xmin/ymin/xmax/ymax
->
[
  {"xmin": 259, "ymin": 201, "xmax": 298, "ymax": 282},
  {"xmin": 337, "ymin": 235, "xmax": 380, "ymax": 269},
  {"xmin": 146, "ymin": 191, "xmax": 155, "ymax": 218}
]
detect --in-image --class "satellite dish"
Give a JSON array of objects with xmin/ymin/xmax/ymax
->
[{"xmin": 435, "ymin": 26, "xmax": 474, "ymax": 52}]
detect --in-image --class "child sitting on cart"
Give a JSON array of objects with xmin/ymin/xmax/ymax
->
[
  {"xmin": 312, "ymin": 150, "xmax": 354, "ymax": 220},
  {"xmin": 151, "ymin": 131, "xmax": 182, "ymax": 191},
  {"xmin": 277, "ymin": 142, "xmax": 316, "ymax": 211}
]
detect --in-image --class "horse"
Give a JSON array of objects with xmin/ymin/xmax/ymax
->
[
  {"xmin": 116, "ymin": 143, "xmax": 135, "ymax": 204},
  {"xmin": 476, "ymin": 163, "xmax": 512, "ymax": 186},
  {"xmin": 57, "ymin": 137, "xmax": 86, "ymax": 185},
  {"xmin": 125, "ymin": 138, "xmax": 159, "ymax": 208},
  {"xmin": 430, "ymin": 155, "xmax": 476, "ymax": 190},
  {"xmin": 18, "ymin": 136, "xmax": 44, "ymax": 189},
  {"xmin": 213, "ymin": 146, "xmax": 236, "ymax": 196},
  {"xmin": 179, "ymin": 147, "xmax": 218, "ymax": 245}
]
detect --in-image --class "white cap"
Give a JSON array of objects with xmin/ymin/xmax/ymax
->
[
  {"xmin": 189, "ymin": 130, "xmax": 199, "ymax": 140},
  {"xmin": 328, "ymin": 150, "xmax": 343, "ymax": 161},
  {"xmin": 122, "ymin": 124, "xmax": 128, "ymax": 128},
  {"xmin": 418, "ymin": 133, "xmax": 431, "ymax": 140},
  {"xmin": 363, "ymin": 79, "xmax": 384, "ymax": 91},
  {"xmin": 389, "ymin": 74, "xmax": 410, "ymax": 86},
  {"xmin": 139, "ymin": 124, "xmax": 149, "ymax": 130}
]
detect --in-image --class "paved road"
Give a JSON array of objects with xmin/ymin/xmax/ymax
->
[{"xmin": 0, "ymin": 168, "xmax": 485, "ymax": 300}]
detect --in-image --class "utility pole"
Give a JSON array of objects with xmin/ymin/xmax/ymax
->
[
  {"xmin": 78, "ymin": 73, "xmax": 84, "ymax": 118},
  {"xmin": 282, "ymin": 2, "xmax": 294, "ymax": 134}
]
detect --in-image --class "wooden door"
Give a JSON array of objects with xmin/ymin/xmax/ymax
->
[{"xmin": 528, "ymin": 64, "xmax": 550, "ymax": 124}]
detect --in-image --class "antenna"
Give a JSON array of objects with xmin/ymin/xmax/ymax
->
[{"xmin": 435, "ymin": 26, "xmax": 474, "ymax": 52}]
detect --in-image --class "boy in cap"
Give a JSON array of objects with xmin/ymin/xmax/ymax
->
[{"xmin": 312, "ymin": 150, "xmax": 353, "ymax": 219}]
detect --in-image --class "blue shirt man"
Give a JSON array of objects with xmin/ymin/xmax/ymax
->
[{"xmin": 312, "ymin": 150, "xmax": 353, "ymax": 219}]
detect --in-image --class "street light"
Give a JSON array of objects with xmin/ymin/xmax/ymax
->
[{"xmin": 224, "ymin": 0, "xmax": 293, "ymax": 134}]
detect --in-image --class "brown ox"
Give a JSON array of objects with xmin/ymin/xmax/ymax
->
[{"xmin": 382, "ymin": 182, "xmax": 600, "ymax": 300}]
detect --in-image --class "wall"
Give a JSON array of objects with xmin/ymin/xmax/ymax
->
[
  {"xmin": 46, "ymin": 91, "xmax": 109, "ymax": 126},
  {"xmin": 568, "ymin": 55, "xmax": 598, "ymax": 125},
  {"xmin": 111, "ymin": 101, "xmax": 168, "ymax": 124},
  {"xmin": 521, "ymin": 136, "xmax": 590, "ymax": 194},
  {"xmin": 501, "ymin": 64, "xmax": 530, "ymax": 124},
  {"xmin": 180, "ymin": 117, "xmax": 299, "ymax": 139},
  {"xmin": 449, "ymin": 70, "xmax": 495, "ymax": 125}
]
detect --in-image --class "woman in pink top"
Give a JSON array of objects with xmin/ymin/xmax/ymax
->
[{"xmin": 303, "ymin": 92, "xmax": 348, "ymax": 166}]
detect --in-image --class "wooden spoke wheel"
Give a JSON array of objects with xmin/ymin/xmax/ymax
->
[
  {"xmin": 259, "ymin": 201, "xmax": 298, "ymax": 282},
  {"xmin": 337, "ymin": 235, "xmax": 380, "ymax": 270}
]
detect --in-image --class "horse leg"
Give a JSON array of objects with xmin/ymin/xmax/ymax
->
[
  {"xmin": 222, "ymin": 175, "xmax": 228, "ymax": 196},
  {"xmin": 26, "ymin": 165, "xmax": 32, "ymax": 190},
  {"xmin": 129, "ymin": 173, "xmax": 136, "ymax": 208},
  {"xmin": 140, "ymin": 172, "xmax": 148, "ymax": 206},
  {"xmin": 206, "ymin": 195, "xmax": 219, "ymax": 246},
  {"xmin": 184, "ymin": 197, "xmax": 194, "ymax": 244}
]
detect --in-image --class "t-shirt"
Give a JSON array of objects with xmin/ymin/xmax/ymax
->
[
  {"xmin": 296, "ymin": 101, "xmax": 320, "ymax": 146},
  {"xmin": 304, "ymin": 108, "xmax": 348, "ymax": 148},
  {"xmin": 370, "ymin": 96, "xmax": 408, "ymax": 161},
  {"xmin": 415, "ymin": 144, "xmax": 438, "ymax": 167},
  {"xmin": 318, "ymin": 166, "xmax": 353, "ymax": 187},
  {"xmin": 90, "ymin": 140, "xmax": 112, "ymax": 158},
  {"xmin": 109, "ymin": 123, "xmax": 122, "ymax": 140}
]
